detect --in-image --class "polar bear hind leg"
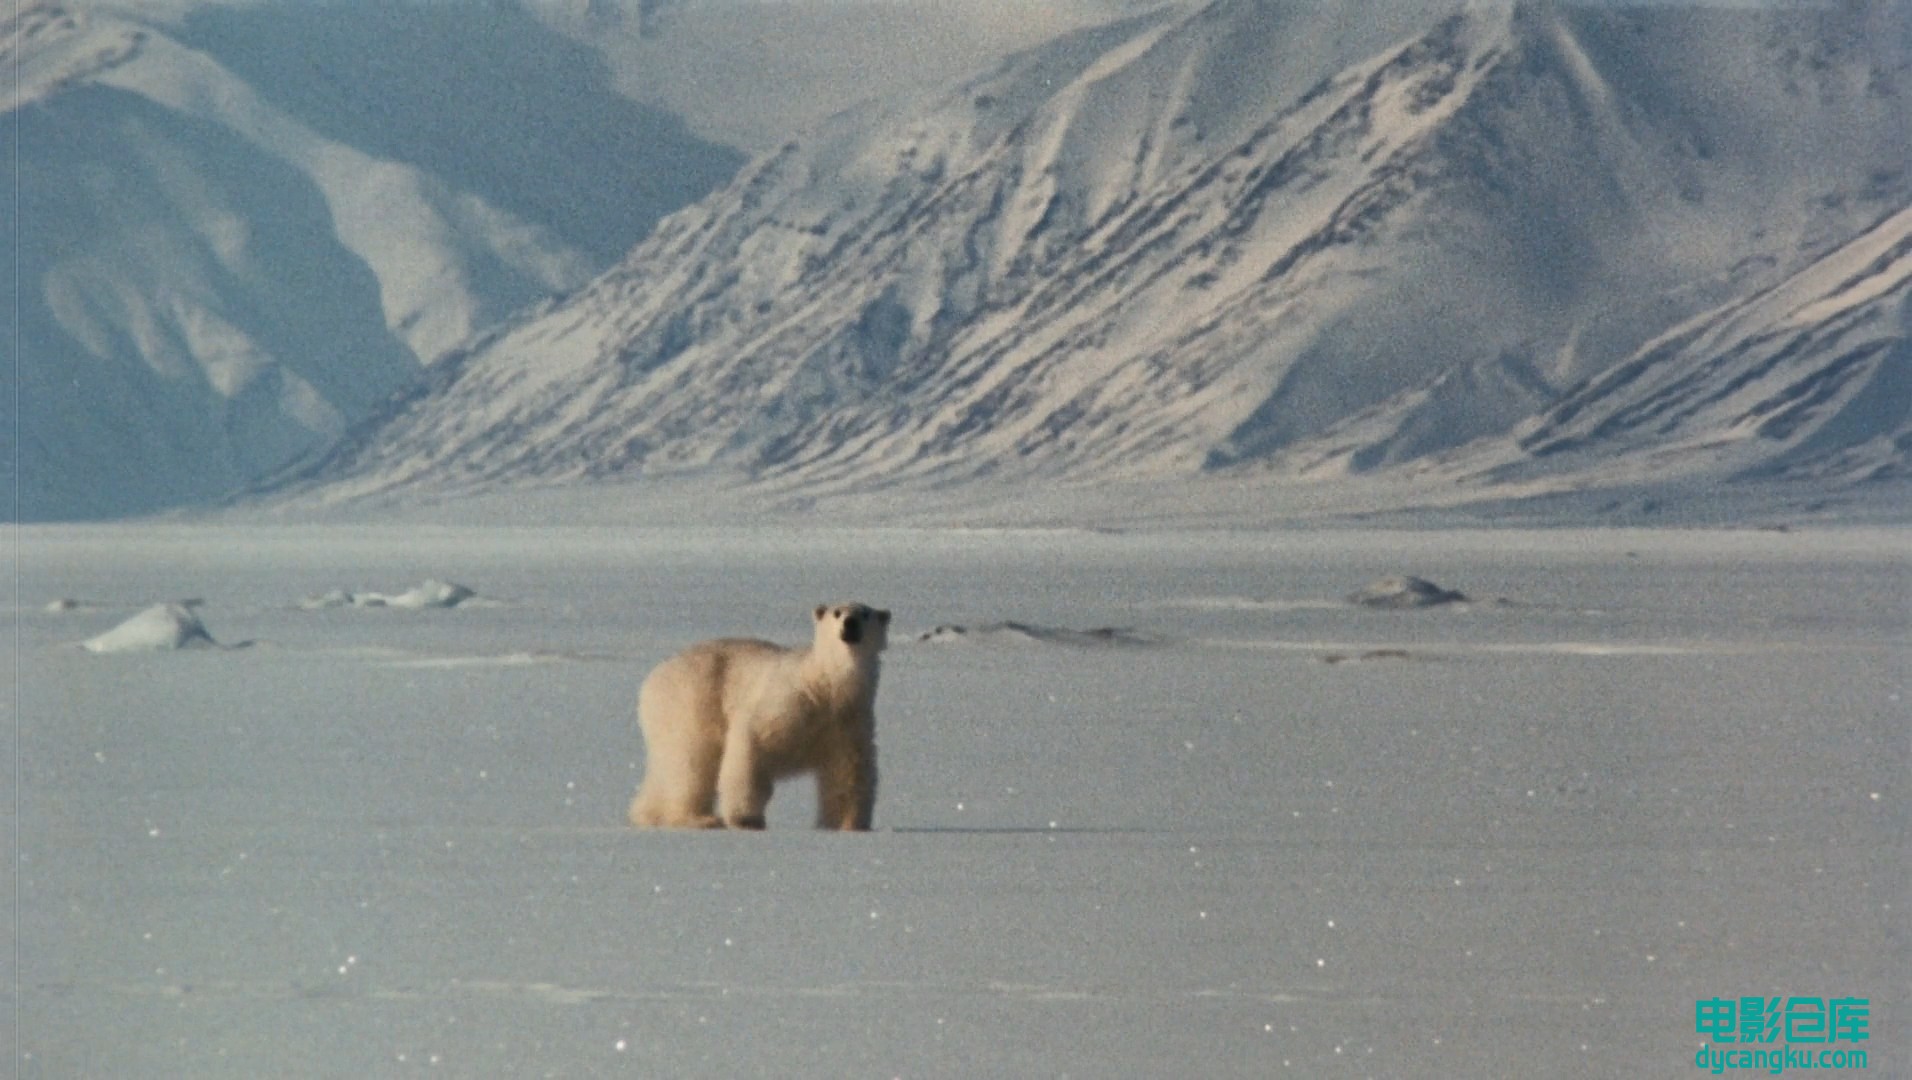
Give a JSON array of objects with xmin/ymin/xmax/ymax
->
[
  {"xmin": 628, "ymin": 729, "xmax": 722, "ymax": 828},
  {"xmin": 629, "ymin": 664, "xmax": 724, "ymax": 829}
]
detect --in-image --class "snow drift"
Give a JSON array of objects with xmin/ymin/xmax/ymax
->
[{"xmin": 1346, "ymin": 576, "xmax": 1468, "ymax": 610}]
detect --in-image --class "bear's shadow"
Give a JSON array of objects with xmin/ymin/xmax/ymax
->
[{"xmin": 887, "ymin": 825, "xmax": 1156, "ymax": 835}]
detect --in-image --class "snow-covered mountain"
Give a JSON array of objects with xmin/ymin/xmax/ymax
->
[
  {"xmin": 6, "ymin": 0, "xmax": 1170, "ymax": 522},
  {"xmin": 6, "ymin": 0, "xmax": 747, "ymax": 519},
  {"xmin": 539, "ymin": 0, "xmax": 1173, "ymax": 155},
  {"xmin": 1452, "ymin": 203, "xmax": 1910, "ymax": 491},
  {"xmin": 1262, "ymin": 201, "xmax": 1911, "ymax": 496},
  {"xmin": 280, "ymin": 0, "xmax": 1909, "ymax": 521}
]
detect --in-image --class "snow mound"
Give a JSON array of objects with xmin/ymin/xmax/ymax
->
[
  {"xmin": 298, "ymin": 579, "xmax": 487, "ymax": 610},
  {"xmin": 915, "ymin": 621, "xmax": 1156, "ymax": 647},
  {"xmin": 1346, "ymin": 576, "xmax": 1468, "ymax": 609},
  {"xmin": 80, "ymin": 603, "xmax": 227, "ymax": 653}
]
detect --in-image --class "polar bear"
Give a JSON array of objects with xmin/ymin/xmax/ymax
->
[{"xmin": 628, "ymin": 603, "xmax": 890, "ymax": 831}]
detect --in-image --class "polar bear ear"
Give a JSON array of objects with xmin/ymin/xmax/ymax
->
[
  {"xmin": 814, "ymin": 604, "xmax": 829, "ymax": 622},
  {"xmin": 875, "ymin": 609, "xmax": 891, "ymax": 624}
]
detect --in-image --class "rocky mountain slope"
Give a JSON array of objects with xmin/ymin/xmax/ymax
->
[
  {"xmin": 1457, "ymin": 204, "xmax": 1909, "ymax": 491},
  {"xmin": 283, "ymin": 0, "xmax": 1909, "ymax": 520},
  {"xmin": 6, "ymin": 0, "xmax": 1162, "ymax": 522},
  {"xmin": 5, "ymin": 0, "xmax": 742, "ymax": 519}
]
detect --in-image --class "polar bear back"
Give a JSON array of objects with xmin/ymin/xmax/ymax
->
[
  {"xmin": 642, "ymin": 637, "xmax": 796, "ymax": 730},
  {"xmin": 644, "ymin": 637, "xmax": 871, "ymax": 734}
]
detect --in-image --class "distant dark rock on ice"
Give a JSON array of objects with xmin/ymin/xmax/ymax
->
[
  {"xmin": 1318, "ymin": 648, "xmax": 1417, "ymax": 665},
  {"xmin": 1347, "ymin": 576, "xmax": 1468, "ymax": 609}
]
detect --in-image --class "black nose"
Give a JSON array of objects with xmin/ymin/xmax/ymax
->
[{"xmin": 841, "ymin": 615, "xmax": 863, "ymax": 644}]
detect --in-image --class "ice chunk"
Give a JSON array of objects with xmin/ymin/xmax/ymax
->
[
  {"xmin": 384, "ymin": 580, "xmax": 477, "ymax": 610},
  {"xmin": 80, "ymin": 603, "xmax": 220, "ymax": 653},
  {"xmin": 297, "ymin": 580, "xmax": 482, "ymax": 610}
]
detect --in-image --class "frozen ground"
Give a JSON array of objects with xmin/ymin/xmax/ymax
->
[{"xmin": 5, "ymin": 524, "xmax": 1905, "ymax": 1077}]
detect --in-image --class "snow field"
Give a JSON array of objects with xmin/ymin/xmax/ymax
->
[{"xmin": 7, "ymin": 524, "xmax": 1905, "ymax": 1076}]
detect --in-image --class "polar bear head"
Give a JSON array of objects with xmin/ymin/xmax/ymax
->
[{"xmin": 814, "ymin": 602, "xmax": 891, "ymax": 654}]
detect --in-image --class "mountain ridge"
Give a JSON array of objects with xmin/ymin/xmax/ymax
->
[
  {"xmin": 273, "ymin": 0, "xmax": 1909, "ymax": 520},
  {"xmin": 6, "ymin": 0, "xmax": 745, "ymax": 519}
]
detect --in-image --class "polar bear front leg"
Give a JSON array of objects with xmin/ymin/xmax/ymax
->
[
  {"xmin": 815, "ymin": 744, "xmax": 878, "ymax": 831},
  {"xmin": 716, "ymin": 731, "xmax": 772, "ymax": 830}
]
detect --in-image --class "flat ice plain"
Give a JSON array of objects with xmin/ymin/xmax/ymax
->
[{"xmin": 7, "ymin": 524, "xmax": 1905, "ymax": 1077}]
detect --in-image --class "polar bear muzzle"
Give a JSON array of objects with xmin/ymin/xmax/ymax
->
[{"xmin": 817, "ymin": 603, "xmax": 890, "ymax": 646}]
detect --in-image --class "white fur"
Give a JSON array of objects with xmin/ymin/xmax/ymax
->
[{"xmin": 628, "ymin": 603, "xmax": 889, "ymax": 831}]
